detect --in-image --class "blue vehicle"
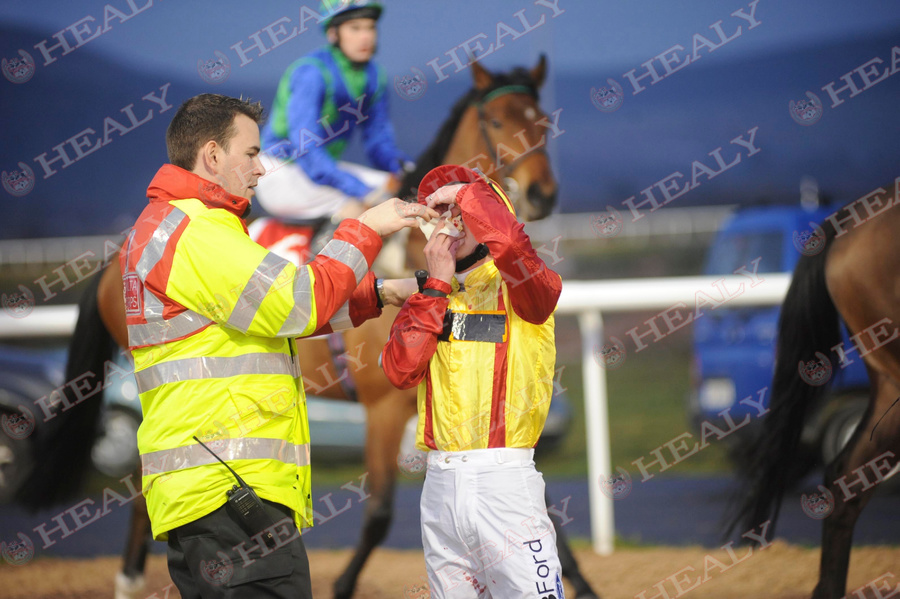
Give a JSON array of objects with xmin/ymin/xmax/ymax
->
[{"xmin": 689, "ymin": 198, "xmax": 870, "ymax": 466}]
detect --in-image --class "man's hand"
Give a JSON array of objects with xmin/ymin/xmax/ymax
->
[
  {"xmin": 425, "ymin": 184, "xmax": 467, "ymax": 211},
  {"xmin": 358, "ymin": 198, "xmax": 439, "ymax": 237},
  {"xmin": 424, "ymin": 218, "xmax": 464, "ymax": 285},
  {"xmin": 381, "ymin": 278, "xmax": 418, "ymax": 306}
]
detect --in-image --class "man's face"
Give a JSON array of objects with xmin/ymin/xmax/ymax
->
[
  {"xmin": 217, "ymin": 114, "xmax": 265, "ymax": 200},
  {"xmin": 332, "ymin": 18, "xmax": 377, "ymax": 63}
]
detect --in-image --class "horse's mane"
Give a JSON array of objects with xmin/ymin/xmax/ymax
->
[{"xmin": 399, "ymin": 67, "xmax": 539, "ymax": 200}]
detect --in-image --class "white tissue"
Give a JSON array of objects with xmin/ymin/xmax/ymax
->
[{"xmin": 417, "ymin": 208, "xmax": 461, "ymax": 240}]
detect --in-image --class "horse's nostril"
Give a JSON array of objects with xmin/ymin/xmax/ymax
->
[{"xmin": 526, "ymin": 183, "xmax": 557, "ymax": 219}]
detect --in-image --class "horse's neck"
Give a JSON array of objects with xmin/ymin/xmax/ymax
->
[
  {"xmin": 440, "ymin": 108, "xmax": 482, "ymax": 171},
  {"xmin": 401, "ymin": 106, "xmax": 481, "ymax": 198},
  {"xmin": 399, "ymin": 106, "xmax": 482, "ymax": 273}
]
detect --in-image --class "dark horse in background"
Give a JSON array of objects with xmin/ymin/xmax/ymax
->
[
  {"xmin": 15, "ymin": 56, "xmax": 601, "ymax": 599},
  {"xmin": 728, "ymin": 179, "xmax": 900, "ymax": 598}
]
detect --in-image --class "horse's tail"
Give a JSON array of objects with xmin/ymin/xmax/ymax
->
[
  {"xmin": 15, "ymin": 270, "xmax": 114, "ymax": 510},
  {"xmin": 726, "ymin": 221, "xmax": 841, "ymax": 539}
]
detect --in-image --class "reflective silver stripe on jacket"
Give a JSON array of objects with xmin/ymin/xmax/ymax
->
[
  {"xmin": 277, "ymin": 266, "xmax": 314, "ymax": 336},
  {"xmin": 126, "ymin": 207, "xmax": 209, "ymax": 347},
  {"xmin": 227, "ymin": 252, "xmax": 290, "ymax": 333},
  {"xmin": 321, "ymin": 239, "xmax": 368, "ymax": 285},
  {"xmin": 136, "ymin": 209, "xmax": 187, "ymax": 281},
  {"xmin": 328, "ymin": 302, "xmax": 352, "ymax": 331},
  {"xmin": 134, "ymin": 352, "xmax": 297, "ymax": 394},
  {"xmin": 141, "ymin": 438, "xmax": 310, "ymax": 476},
  {"xmin": 128, "ymin": 310, "xmax": 212, "ymax": 347},
  {"xmin": 143, "ymin": 288, "xmax": 164, "ymax": 321}
]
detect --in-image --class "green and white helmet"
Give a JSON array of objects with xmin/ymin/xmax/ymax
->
[{"xmin": 320, "ymin": 0, "xmax": 383, "ymax": 31}]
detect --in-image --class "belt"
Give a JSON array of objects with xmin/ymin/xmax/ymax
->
[{"xmin": 426, "ymin": 447, "xmax": 534, "ymax": 469}]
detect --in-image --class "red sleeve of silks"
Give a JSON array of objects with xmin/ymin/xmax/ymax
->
[
  {"xmin": 454, "ymin": 180, "xmax": 562, "ymax": 324},
  {"xmin": 381, "ymin": 279, "xmax": 451, "ymax": 389}
]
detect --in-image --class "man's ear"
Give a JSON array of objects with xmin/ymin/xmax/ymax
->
[
  {"xmin": 199, "ymin": 139, "xmax": 219, "ymax": 174},
  {"xmin": 326, "ymin": 27, "xmax": 338, "ymax": 45}
]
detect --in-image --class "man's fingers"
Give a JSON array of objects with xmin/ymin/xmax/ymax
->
[
  {"xmin": 425, "ymin": 184, "xmax": 466, "ymax": 209},
  {"xmin": 424, "ymin": 221, "xmax": 456, "ymax": 254},
  {"xmin": 424, "ymin": 187, "xmax": 452, "ymax": 208},
  {"xmin": 400, "ymin": 201, "xmax": 440, "ymax": 221}
]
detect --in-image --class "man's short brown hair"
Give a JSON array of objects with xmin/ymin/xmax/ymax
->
[{"xmin": 166, "ymin": 94, "xmax": 264, "ymax": 171}]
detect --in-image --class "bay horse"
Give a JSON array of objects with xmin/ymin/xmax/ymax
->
[
  {"xmin": 17, "ymin": 56, "xmax": 601, "ymax": 599},
  {"xmin": 727, "ymin": 179, "xmax": 900, "ymax": 598}
]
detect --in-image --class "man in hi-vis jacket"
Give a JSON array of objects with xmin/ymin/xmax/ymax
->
[{"xmin": 122, "ymin": 93, "xmax": 437, "ymax": 599}]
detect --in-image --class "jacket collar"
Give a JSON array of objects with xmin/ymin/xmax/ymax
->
[{"xmin": 146, "ymin": 164, "xmax": 251, "ymax": 219}]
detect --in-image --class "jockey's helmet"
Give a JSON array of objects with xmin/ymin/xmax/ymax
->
[
  {"xmin": 320, "ymin": 1, "xmax": 383, "ymax": 31},
  {"xmin": 417, "ymin": 165, "xmax": 517, "ymax": 217}
]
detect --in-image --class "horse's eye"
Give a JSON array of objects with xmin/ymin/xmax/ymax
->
[{"xmin": 491, "ymin": 119, "xmax": 503, "ymax": 129}]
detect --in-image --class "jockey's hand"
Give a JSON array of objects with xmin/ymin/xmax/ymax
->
[
  {"xmin": 424, "ymin": 184, "xmax": 467, "ymax": 211},
  {"xmin": 424, "ymin": 218, "xmax": 464, "ymax": 285},
  {"xmin": 381, "ymin": 278, "xmax": 418, "ymax": 306},
  {"xmin": 358, "ymin": 197, "xmax": 439, "ymax": 237}
]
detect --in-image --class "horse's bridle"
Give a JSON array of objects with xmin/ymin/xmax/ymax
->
[{"xmin": 474, "ymin": 84, "xmax": 548, "ymax": 202}]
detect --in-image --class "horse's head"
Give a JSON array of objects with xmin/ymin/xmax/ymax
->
[{"xmin": 444, "ymin": 55, "xmax": 558, "ymax": 222}]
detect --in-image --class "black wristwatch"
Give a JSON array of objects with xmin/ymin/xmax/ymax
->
[
  {"xmin": 415, "ymin": 269, "xmax": 449, "ymax": 298},
  {"xmin": 415, "ymin": 270, "xmax": 428, "ymax": 294},
  {"xmin": 374, "ymin": 277, "xmax": 386, "ymax": 308}
]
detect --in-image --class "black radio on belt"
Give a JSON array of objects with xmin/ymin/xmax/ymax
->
[
  {"xmin": 225, "ymin": 484, "xmax": 274, "ymax": 540},
  {"xmin": 194, "ymin": 436, "xmax": 276, "ymax": 542}
]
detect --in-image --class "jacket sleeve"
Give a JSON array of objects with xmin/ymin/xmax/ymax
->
[
  {"xmin": 362, "ymin": 80, "xmax": 412, "ymax": 174},
  {"xmin": 307, "ymin": 271, "xmax": 381, "ymax": 337},
  {"xmin": 286, "ymin": 63, "xmax": 371, "ymax": 198},
  {"xmin": 455, "ymin": 181, "xmax": 562, "ymax": 324},
  {"xmin": 165, "ymin": 211, "xmax": 382, "ymax": 339},
  {"xmin": 381, "ymin": 278, "xmax": 450, "ymax": 389}
]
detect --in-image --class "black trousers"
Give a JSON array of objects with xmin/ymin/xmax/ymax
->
[{"xmin": 166, "ymin": 499, "xmax": 312, "ymax": 599}]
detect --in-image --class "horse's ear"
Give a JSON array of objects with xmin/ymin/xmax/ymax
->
[
  {"xmin": 471, "ymin": 59, "xmax": 493, "ymax": 90},
  {"xmin": 530, "ymin": 54, "xmax": 547, "ymax": 89}
]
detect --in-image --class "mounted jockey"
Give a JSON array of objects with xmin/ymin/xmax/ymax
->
[{"xmin": 255, "ymin": 0, "xmax": 413, "ymax": 234}]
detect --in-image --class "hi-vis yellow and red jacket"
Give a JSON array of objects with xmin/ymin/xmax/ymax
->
[
  {"xmin": 381, "ymin": 179, "xmax": 562, "ymax": 452},
  {"xmin": 122, "ymin": 165, "xmax": 382, "ymax": 540}
]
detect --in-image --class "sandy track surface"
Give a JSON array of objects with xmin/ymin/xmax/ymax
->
[{"xmin": 1, "ymin": 542, "xmax": 898, "ymax": 598}]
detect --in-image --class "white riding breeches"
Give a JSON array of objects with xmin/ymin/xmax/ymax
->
[
  {"xmin": 254, "ymin": 153, "xmax": 390, "ymax": 220},
  {"xmin": 420, "ymin": 448, "xmax": 565, "ymax": 599}
]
